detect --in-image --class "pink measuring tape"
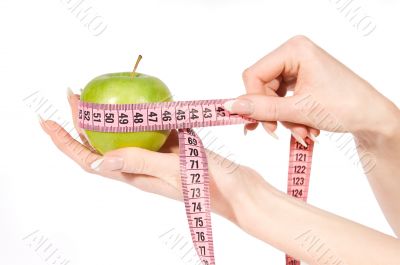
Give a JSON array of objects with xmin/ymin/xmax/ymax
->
[{"xmin": 77, "ymin": 98, "xmax": 314, "ymax": 265}]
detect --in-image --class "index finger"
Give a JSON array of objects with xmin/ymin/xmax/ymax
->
[{"xmin": 242, "ymin": 35, "xmax": 314, "ymax": 94}]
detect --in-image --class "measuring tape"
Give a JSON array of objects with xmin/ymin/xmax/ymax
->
[
  {"xmin": 286, "ymin": 136, "xmax": 314, "ymax": 265},
  {"xmin": 78, "ymin": 98, "xmax": 314, "ymax": 265}
]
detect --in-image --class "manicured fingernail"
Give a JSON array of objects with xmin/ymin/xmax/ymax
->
[
  {"xmin": 38, "ymin": 114, "xmax": 45, "ymax": 125},
  {"xmin": 262, "ymin": 123, "xmax": 279, "ymax": 140},
  {"xmin": 291, "ymin": 131, "xmax": 308, "ymax": 148},
  {"xmin": 67, "ymin": 87, "xmax": 73, "ymax": 100},
  {"xmin": 90, "ymin": 157, "xmax": 124, "ymax": 172},
  {"xmin": 90, "ymin": 158, "xmax": 103, "ymax": 171},
  {"xmin": 223, "ymin": 99, "xmax": 254, "ymax": 114},
  {"xmin": 244, "ymin": 126, "xmax": 248, "ymax": 136},
  {"xmin": 38, "ymin": 115, "xmax": 47, "ymax": 131},
  {"xmin": 309, "ymin": 133, "xmax": 319, "ymax": 143}
]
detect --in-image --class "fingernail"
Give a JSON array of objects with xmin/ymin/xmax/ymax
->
[
  {"xmin": 244, "ymin": 126, "xmax": 248, "ymax": 136},
  {"xmin": 262, "ymin": 123, "xmax": 279, "ymax": 140},
  {"xmin": 309, "ymin": 133, "xmax": 319, "ymax": 143},
  {"xmin": 291, "ymin": 131, "xmax": 308, "ymax": 148},
  {"xmin": 67, "ymin": 87, "xmax": 74, "ymax": 99},
  {"xmin": 223, "ymin": 99, "xmax": 254, "ymax": 114},
  {"xmin": 38, "ymin": 115, "xmax": 47, "ymax": 131},
  {"xmin": 38, "ymin": 114, "xmax": 45, "ymax": 125},
  {"xmin": 90, "ymin": 157, "xmax": 124, "ymax": 172},
  {"xmin": 90, "ymin": 158, "xmax": 103, "ymax": 171}
]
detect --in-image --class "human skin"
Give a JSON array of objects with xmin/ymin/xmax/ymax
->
[
  {"xmin": 224, "ymin": 35, "xmax": 400, "ymax": 238},
  {"xmin": 40, "ymin": 36, "xmax": 400, "ymax": 264}
]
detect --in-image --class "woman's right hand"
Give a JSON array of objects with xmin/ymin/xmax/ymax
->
[
  {"xmin": 223, "ymin": 35, "xmax": 400, "ymax": 144},
  {"xmin": 225, "ymin": 35, "xmax": 400, "ymax": 237}
]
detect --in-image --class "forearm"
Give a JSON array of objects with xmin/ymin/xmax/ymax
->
[
  {"xmin": 233, "ymin": 180, "xmax": 400, "ymax": 265},
  {"xmin": 355, "ymin": 111, "xmax": 400, "ymax": 236}
]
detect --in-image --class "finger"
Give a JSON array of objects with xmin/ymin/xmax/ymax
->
[
  {"xmin": 67, "ymin": 88, "xmax": 96, "ymax": 151},
  {"xmin": 245, "ymin": 122, "xmax": 258, "ymax": 130},
  {"xmin": 40, "ymin": 118, "xmax": 101, "ymax": 172},
  {"xmin": 278, "ymin": 76, "xmax": 296, "ymax": 95},
  {"xmin": 242, "ymin": 41, "xmax": 301, "ymax": 95},
  {"xmin": 269, "ymin": 74, "xmax": 311, "ymax": 143},
  {"xmin": 120, "ymin": 174, "xmax": 181, "ymax": 201},
  {"xmin": 158, "ymin": 129, "xmax": 179, "ymax": 154},
  {"xmin": 244, "ymin": 122, "xmax": 258, "ymax": 134},
  {"xmin": 263, "ymin": 78, "xmax": 281, "ymax": 92},
  {"xmin": 242, "ymin": 65, "xmax": 281, "ymax": 136},
  {"xmin": 67, "ymin": 88, "xmax": 81, "ymax": 131},
  {"xmin": 261, "ymin": 122, "xmax": 278, "ymax": 139},
  {"xmin": 40, "ymin": 115, "xmax": 182, "ymax": 200},
  {"xmin": 242, "ymin": 73, "xmax": 281, "ymax": 95},
  {"xmin": 275, "ymin": 84, "xmax": 288, "ymax": 97},
  {"xmin": 242, "ymin": 78, "xmax": 281, "ymax": 134},
  {"xmin": 242, "ymin": 36, "xmax": 318, "ymax": 98},
  {"xmin": 224, "ymin": 94, "xmax": 309, "ymax": 126},
  {"xmin": 40, "ymin": 117, "xmax": 182, "ymax": 200},
  {"xmin": 261, "ymin": 81, "xmax": 280, "ymax": 136},
  {"xmin": 309, "ymin": 127, "xmax": 320, "ymax": 137},
  {"xmin": 280, "ymin": 121, "xmax": 309, "ymax": 147},
  {"xmin": 308, "ymin": 127, "xmax": 320, "ymax": 142},
  {"xmin": 90, "ymin": 147, "xmax": 180, "ymax": 189}
]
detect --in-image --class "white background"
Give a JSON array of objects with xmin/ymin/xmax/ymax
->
[{"xmin": 1, "ymin": 0, "xmax": 399, "ymax": 264}]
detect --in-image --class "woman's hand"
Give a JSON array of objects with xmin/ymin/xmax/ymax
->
[
  {"xmin": 225, "ymin": 35, "xmax": 400, "ymax": 237},
  {"xmin": 224, "ymin": 35, "xmax": 400, "ymax": 144},
  {"xmin": 39, "ymin": 90, "xmax": 267, "ymax": 225},
  {"xmin": 39, "ymin": 79, "xmax": 400, "ymax": 265}
]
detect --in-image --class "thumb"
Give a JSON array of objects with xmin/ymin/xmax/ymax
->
[
  {"xmin": 224, "ymin": 94, "xmax": 308, "ymax": 125},
  {"xmin": 90, "ymin": 147, "xmax": 180, "ymax": 187}
]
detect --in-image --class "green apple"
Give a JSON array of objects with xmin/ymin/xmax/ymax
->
[{"xmin": 81, "ymin": 71, "xmax": 173, "ymax": 154}]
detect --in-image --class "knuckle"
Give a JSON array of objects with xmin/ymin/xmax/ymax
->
[
  {"xmin": 242, "ymin": 68, "xmax": 253, "ymax": 83},
  {"xmin": 79, "ymin": 163, "xmax": 91, "ymax": 173},
  {"xmin": 124, "ymin": 147, "xmax": 148, "ymax": 173},
  {"xmin": 288, "ymin": 35, "xmax": 311, "ymax": 46},
  {"xmin": 136, "ymin": 156, "xmax": 147, "ymax": 174},
  {"xmin": 286, "ymin": 35, "xmax": 315, "ymax": 53},
  {"xmin": 83, "ymin": 153, "xmax": 99, "ymax": 169},
  {"xmin": 271, "ymin": 101, "xmax": 279, "ymax": 121},
  {"xmin": 71, "ymin": 141, "xmax": 86, "ymax": 158},
  {"xmin": 79, "ymin": 152, "xmax": 97, "ymax": 172},
  {"xmin": 260, "ymin": 98, "xmax": 279, "ymax": 121}
]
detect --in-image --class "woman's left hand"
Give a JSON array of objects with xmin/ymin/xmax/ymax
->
[{"xmin": 39, "ymin": 90, "xmax": 268, "ymax": 224}]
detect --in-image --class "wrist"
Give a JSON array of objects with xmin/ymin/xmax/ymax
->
[
  {"xmin": 228, "ymin": 166, "xmax": 281, "ymax": 233},
  {"xmin": 355, "ymin": 102, "xmax": 400, "ymax": 150},
  {"xmin": 352, "ymin": 104, "xmax": 400, "ymax": 174}
]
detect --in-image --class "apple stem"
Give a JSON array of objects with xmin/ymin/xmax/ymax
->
[{"xmin": 131, "ymin": 55, "xmax": 143, "ymax": 78}]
